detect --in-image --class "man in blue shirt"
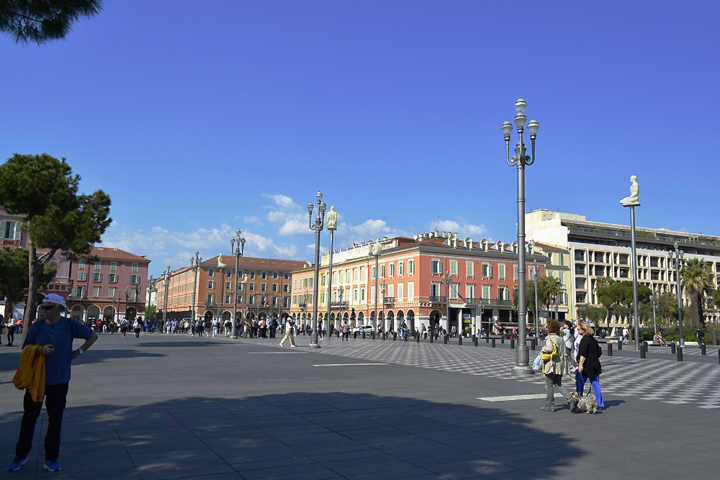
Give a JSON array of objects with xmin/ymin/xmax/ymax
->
[{"xmin": 8, "ymin": 294, "xmax": 97, "ymax": 473}]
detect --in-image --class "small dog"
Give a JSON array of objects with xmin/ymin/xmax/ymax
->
[{"xmin": 570, "ymin": 392, "xmax": 599, "ymax": 414}]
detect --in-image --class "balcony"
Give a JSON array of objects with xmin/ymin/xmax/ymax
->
[
  {"xmin": 383, "ymin": 297, "xmax": 394, "ymax": 306},
  {"xmin": 330, "ymin": 301, "xmax": 348, "ymax": 309},
  {"xmin": 428, "ymin": 296, "xmax": 447, "ymax": 304}
]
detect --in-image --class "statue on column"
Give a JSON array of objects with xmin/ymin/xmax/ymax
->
[
  {"xmin": 327, "ymin": 206, "xmax": 338, "ymax": 230},
  {"xmin": 620, "ymin": 175, "xmax": 640, "ymax": 207},
  {"xmin": 371, "ymin": 239, "xmax": 382, "ymax": 256}
]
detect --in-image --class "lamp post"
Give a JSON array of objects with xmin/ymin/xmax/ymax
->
[
  {"xmin": 649, "ymin": 284, "xmax": 658, "ymax": 339},
  {"xmin": 502, "ymin": 97, "xmax": 539, "ymax": 375},
  {"xmin": 443, "ymin": 271, "xmax": 454, "ymax": 336},
  {"xmin": 530, "ymin": 260, "xmax": 540, "ymax": 340},
  {"xmin": 325, "ymin": 206, "xmax": 338, "ymax": 339},
  {"xmin": 307, "ymin": 192, "xmax": 326, "ymax": 348},
  {"xmin": 669, "ymin": 242, "xmax": 685, "ymax": 352},
  {"xmin": 190, "ymin": 251, "xmax": 200, "ymax": 324},
  {"xmin": 162, "ymin": 265, "xmax": 171, "ymax": 329},
  {"xmin": 231, "ymin": 230, "xmax": 246, "ymax": 339},
  {"xmin": 371, "ymin": 239, "xmax": 381, "ymax": 333}
]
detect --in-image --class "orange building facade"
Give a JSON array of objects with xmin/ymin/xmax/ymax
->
[
  {"xmin": 155, "ymin": 255, "xmax": 307, "ymax": 323},
  {"xmin": 290, "ymin": 232, "xmax": 548, "ymax": 335}
]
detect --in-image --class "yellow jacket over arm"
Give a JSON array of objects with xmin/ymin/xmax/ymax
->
[{"xmin": 13, "ymin": 345, "xmax": 46, "ymax": 402}]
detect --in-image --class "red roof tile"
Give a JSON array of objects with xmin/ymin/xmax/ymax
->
[{"xmin": 201, "ymin": 255, "xmax": 307, "ymax": 271}]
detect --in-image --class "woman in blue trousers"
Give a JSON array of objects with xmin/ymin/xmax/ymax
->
[{"xmin": 576, "ymin": 323, "xmax": 605, "ymax": 409}]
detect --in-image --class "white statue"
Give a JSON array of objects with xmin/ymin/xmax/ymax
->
[
  {"xmin": 217, "ymin": 254, "xmax": 226, "ymax": 270},
  {"xmin": 371, "ymin": 239, "xmax": 382, "ymax": 256},
  {"xmin": 327, "ymin": 206, "xmax": 338, "ymax": 230},
  {"xmin": 620, "ymin": 175, "xmax": 640, "ymax": 207}
]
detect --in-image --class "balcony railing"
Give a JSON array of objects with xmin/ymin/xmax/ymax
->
[
  {"xmin": 428, "ymin": 296, "xmax": 447, "ymax": 303},
  {"xmin": 330, "ymin": 301, "xmax": 348, "ymax": 309},
  {"xmin": 383, "ymin": 297, "xmax": 394, "ymax": 306}
]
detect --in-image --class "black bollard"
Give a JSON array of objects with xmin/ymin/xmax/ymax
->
[
  {"xmin": 354, "ymin": 331, "xmax": 358, "ymax": 339},
  {"xmin": 430, "ymin": 333, "xmax": 433, "ymax": 343},
  {"xmin": 443, "ymin": 335, "xmax": 448, "ymax": 344},
  {"xmin": 501, "ymin": 335, "xmax": 505, "ymax": 344},
  {"xmin": 371, "ymin": 332, "xmax": 375, "ymax": 340},
  {"xmin": 491, "ymin": 338, "xmax": 496, "ymax": 348},
  {"xmin": 607, "ymin": 343, "xmax": 613, "ymax": 356},
  {"xmin": 393, "ymin": 332, "xmax": 397, "ymax": 341},
  {"xmin": 640, "ymin": 342, "xmax": 646, "ymax": 359},
  {"xmin": 416, "ymin": 332, "xmax": 420, "ymax": 343},
  {"xmin": 510, "ymin": 338, "xmax": 515, "ymax": 349},
  {"xmin": 670, "ymin": 342, "xmax": 676, "ymax": 354},
  {"xmin": 473, "ymin": 335, "xmax": 478, "ymax": 347},
  {"xmin": 362, "ymin": 332, "xmax": 366, "ymax": 339},
  {"xmin": 485, "ymin": 336, "xmax": 489, "ymax": 344},
  {"xmin": 677, "ymin": 346, "xmax": 684, "ymax": 362},
  {"xmin": 458, "ymin": 336, "xmax": 463, "ymax": 346},
  {"xmin": 701, "ymin": 344, "xmax": 706, "ymax": 356}
]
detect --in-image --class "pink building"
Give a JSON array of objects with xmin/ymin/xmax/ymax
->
[
  {"xmin": 58, "ymin": 247, "xmax": 151, "ymax": 324},
  {"xmin": 0, "ymin": 206, "xmax": 29, "ymax": 249}
]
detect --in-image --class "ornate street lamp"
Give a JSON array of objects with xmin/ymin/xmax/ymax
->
[
  {"xmin": 669, "ymin": 242, "xmax": 685, "ymax": 360},
  {"xmin": 308, "ymin": 192, "xmax": 326, "ymax": 348},
  {"xmin": 620, "ymin": 175, "xmax": 641, "ymax": 350},
  {"xmin": 190, "ymin": 251, "xmax": 200, "ymax": 323},
  {"xmin": 503, "ymin": 98, "xmax": 539, "ymax": 375},
  {"xmin": 231, "ymin": 230, "xmax": 246, "ymax": 339},
  {"xmin": 162, "ymin": 265, "xmax": 171, "ymax": 328},
  {"xmin": 371, "ymin": 239, "xmax": 382, "ymax": 333},
  {"xmin": 325, "ymin": 206, "xmax": 338, "ymax": 339}
]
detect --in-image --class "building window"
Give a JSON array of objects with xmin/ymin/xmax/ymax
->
[
  {"xmin": 380, "ymin": 265, "xmax": 386, "ymax": 278},
  {"xmin": 431, "ymin": 260, "xmax": 442, "ymax": 275},
  {"xmin": 466, "ymin": 261, "xmax": 474, "ymax": 277},
  {"xmin": 361, "ymin": 287, "xmax": 366, "ymax": 301},
  {"xmin": 249, "ymin": 272, "xmax": 256, "ymax": 279},
  {"xmin": 93, "ymin": 272, "xmax": 102, "ymax": 282},
  {"xmin": 408, "ymin": 260, "xmax": 415, "ymax": 275},
  {"xmin": 450, "ymin": 260, "xmax": 458, "ymax": 275},
  {"xmin": 272, "ymin": 284, "xmax": 279, "ymax": 292},
  {"xmin": 354, "ymin": 268, "xmax": 359, "ymax": 281},
  {"xmin": 397, "ymin": 283, "xmax": 403, "ymax": 300},
  {"xmin": 224, "ymin": 294, "xmax": 232, "ymax": 304},
  {"xmin": 249, "ymin": 283, "xmax": 255, "ymax": 291},
  {"xmin": 78, "ymin": 271, "xmax": 87, "ymax": 281},
  {"xmin": 208, "ymin": 280, "xmax": 215, "ymax": 289},
  {"xmin": 237, "ymin": 294, "xmax": 243, "ymax": 304},
  {"xmin": 225, "ymin": 269, "xmax": 232, "ymax": 278},
  {"xmin": 78, "ymin": 260, "xmax": 86, "ymax": 271},
  {"xmin": 92, "ymin": 286, "xmax": 101, "ymax": 297},
  {"xmin": 225, "ymin": 281, "xmax": 232, "ymax": 290},
  {"xmin": 273, "ymin": 272, "xmax": 278, "ymax": 279},
  {"xmin": 110, "ymin": 262, "xmax": 118, "ymax": 271},
  {"xmin": 498, "ymin": 264, "xmax": 506, "ymax": 280},
  {"xmin": 388, "ymin": 264, "xmax": 394, "ymax": 277},
  {"xmin": 261, "ymin": 272, "xmax": 267, "ymax": 280},
  {"xmin": 498, "ymin": 286, "xmax": 508, "ymax": 300},
  {"xmin": 128, "ymin": 289, "xmax": 137, "ymax": 301},
  {"xmin": 514, "ymin": 265, "xmax": 519, "ymax": 281},
  {"xmin": 482, "ymin": 263, "xmax": 493, "ymax": 278},
  {"xmin": 465, "ymin": 284, "xmax": 475, "ymax": 299},
  {"xmin": 371, "ymin": 266, "xmax": 376, "ymax": 279},
  {"xmin": 130, "ymin": 275, "xmax": 139, "ymax": 285},
  {"xmin": 108, "ymin": 273, "xmax": 118, "ymax": 283},
  {"xmin": 108, "ymin": 287, "xmax": 116, "ymax": 298},
  {"xmin": 398, "ymin": 262, "xmax": 404, "ymax": 276},
  {"xmin": 283, "ymin": 284, "xmax": 289, "ymax": 293},
  {"xmin": 208, "ymin": 269, "xmax": 215, "ymax": 278},
  {"xmin": 75, "ymin": 286, "xmax": 85, "ymax": 298},
  {"xmin": 249, "ymin": 295, "xmax": 255, "ymax": 305},
  {"xmin": 94, "ymin": 262, "xmax": 101, "ymax": 272},
  {"xmin": 132, "ymin": 263, "xmax": 139, "ymax": 272},
  {"xmin": 284, "ymin": 273, "xmax": 290, "ymax": 280},
  {"xmin": 1, "ymin": 220, "xmax": 21, "ymax": 239},
  {"xmin": 261, "ymin": 283, "xmax": 267, "ymax": 292},
  {"xmin": 482, "ymin": 285, "xmax": 491, "ymax": 299},
  {"xmin": 430, "ymin": 282, "xmax": 441, "ymax": 297},
  {"xmin": 449, "ymin": 283, "xmax": 458, "ymax": 299},
  {"xmin": 207, "ymin": 293, "xmax": 215, "ymax": 304},
  {"xmin": 284, "ymin": 297, "xmax": 291, "ymax": 308},
  {"xmin": 407, "ymin": 282, "xmax": 414, "ymax": 300}
]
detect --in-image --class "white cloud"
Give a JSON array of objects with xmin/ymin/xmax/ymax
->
[
  {"xmin": 430, "ymin": 219, "xmax": 487, "ymax": 237},
  {"xmin": 243, "ymin": 216, "xmax": 263, "ymax": 225},
  {"xmin": 278, "ymin": 218, "xmax": 308, "ymax": 236},
  {"xmin": 264, "ymin": 193, "xmax": 311, "ymax": 236},
  {"xmin": 101, "ymin": 222, "xmax": 301, "ymax": 275},
  {"xmin": 265, "ymin": 194, "xmax": 298, "ymax": 210},
  {"xmin": 349, "ymin": 219, "xmax": 393, "ymax": 237}
]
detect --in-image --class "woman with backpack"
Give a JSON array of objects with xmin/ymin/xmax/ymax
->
[
  {"xmin": 540, "ymin": 320, "xmax": 568, "ymax": 412},
  {"xmin": 576, "ymin": 323, "xmax": 605, "ymax": 410}
]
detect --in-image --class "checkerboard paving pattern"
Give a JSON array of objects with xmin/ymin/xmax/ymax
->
[{"xmin": 236, "ymin": 335, "xmax": 720, "ymax": 409}]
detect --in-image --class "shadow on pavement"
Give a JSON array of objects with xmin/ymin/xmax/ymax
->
[
  {"xmin": 0, "ymin": 393, "xmax": 585, "ymax": 480},
  {"xmin": 137, "ymin": 341, "xmax": 228, "ymax": 348},
  {"xmin": 0, "ymin": 349, "xmax": 165, "ymax": 375}
]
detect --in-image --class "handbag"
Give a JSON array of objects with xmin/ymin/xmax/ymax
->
[{"xmin": 532, "ymin": 352, "xmax": 543, "ymax": 371}]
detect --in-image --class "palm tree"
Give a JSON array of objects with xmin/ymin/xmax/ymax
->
[
  {"xmin": 680, "ymin": 258, "xmax": 714, "ymax": 328},
  {"xmin": 539, "ymin": 276, "xmax": 563, "ymax": 320}
]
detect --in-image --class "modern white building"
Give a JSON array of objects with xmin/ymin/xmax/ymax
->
[{"xmin": 526, "ymin": 210, "xmax": 720, "ymax": 327}]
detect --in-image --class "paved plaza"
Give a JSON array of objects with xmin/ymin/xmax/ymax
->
[{"xmin": 1, "ymin": 333, "xmax": 718, "ymax": 480}]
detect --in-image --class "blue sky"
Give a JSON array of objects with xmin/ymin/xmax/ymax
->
[{"xmin": 2, "ymin": 1, "xmax": 719, "ymax": 276}]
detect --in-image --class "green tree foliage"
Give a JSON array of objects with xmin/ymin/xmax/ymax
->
[
  {"xmin": 713, "ymin": 289, "xmax": 720, "ymax": 310},
  {"xmin": 538, "ymin": 276, "xmax": 563, "ymax": 319},
  {"xmin": 577, "ymin": 305, "xmax": 606, "ymax": 326},
  {"xmin": 0, "ymin": 247, "xmax": 56, "ymax": 317},
  {"xmin": 146, "ymin": 304, "xmax": 156, "ymax": 323},
  {"xmin": 0, "ymin": 0, "xmax": 101, "ymax": 43},
  {"xmin": 0, "ymin": 153, "xmax": 111, "ymax": 340},
  {"xmin": 596, "ymin": 277, "xmax": 651, "ymax": 325},
  {"xmin": 680, "ymin": 258, "xmax": 714, "ymax": 328}
]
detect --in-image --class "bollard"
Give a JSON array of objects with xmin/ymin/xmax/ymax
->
[
  {"xmin": 485, "ymin": 336, "xmax": 489, "ymax": 344},
  {"xmin": 491, "ymin": 338, "xmax": 496, "ymax": 348},
  {"xmin": 670, "ymin": 342, "xmax": 676, "ymax": 354},
  {"xmin": 371, "ymin": 332, "xmax": 375, "ymax": 340},
  {"xmin": 531, "ymin": 339, "xmax": 537, "ymax": 351},
  {"xmin": 354, "ymin": 331, "xmax": 358, "ymax": 339},
  {"xmin": 458, "ymin": 336, "xmax": 463, "ymax": 346},
  {"xmin": 677, "ymin": 346, "xmax": 684, "ymax": 362},
  {"xmin": 416, "ymin": 332, "xmax": 420, "ymax": 343},
  {"xmin": 393, "ymin": 332, "xmax": 397, "ymax": 341},
  {"xmin": 510, "ymin": 338, "xmax": 515, "ymax": 349},
  {"xmin": 640, "ymin": 342, "xmax": 646, "ymax": 359},
  {"xmin": 607, "ymin": 343, "xmax": 613, "ymax": 356},
  {"xmin": 617, "ymin": 341, "xmax": 622, "ymax": 352},
  {"xmin": 701, "ymin": 344, "xmax": 706, "ymax": 356},
  {"xmin": 473, "ymin": 335, "xmax": 478, "ymax": 347},
  {"xmin": 501, "ymin": 335, "xmax": 505, "ymax": 344},
  {"xmin": 362, "ymin": 332, "xmax": 366, "ymax": 339},
  {"xmin": 430, "ymin": 333, "xmax": 433, "ymax": 343},
  {"xmin": 443, "ymin": 335, "xmax": 448, "ymax": 344}
]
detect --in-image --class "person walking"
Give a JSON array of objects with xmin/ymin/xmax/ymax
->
[
  {"xmin": 279, "ymin": 319, "xmax": 295, "ymax": 348},
  {"xmin": 540, "ymin": 320, "xmax": 568, "ymax": 412},
  {"xmin": 7, "ymin": 317, "xmax": 16, "ymax": 346},
  {"xmin": 342, "ymin": 322, "xmax": 350, "ymax": 342},
  {"xmin": 576, "ymin": 323, "xmax": 605, "ymax": 410},
  {"xmin": 133, "ymin": 318, "xmax": 141, "ymax": 338},
  {"xmin": 8, "ymin": 294, "xmax": 98, "ymax": 473}
]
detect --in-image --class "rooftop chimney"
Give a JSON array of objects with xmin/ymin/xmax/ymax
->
[
  {"xmin": 467, "ymin": 237, "xmax": 472, "ymax": 250},
  {"xmin": 482, "ymin": 239, "xmax": 488, "ymax": 251}
]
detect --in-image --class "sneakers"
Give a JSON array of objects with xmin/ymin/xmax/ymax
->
[
  {"xmin": 7, "ymin": 456, "xmax": 29, "ymax": 472},
  {"xmin": 43, "ymin": 460, "xmax": 62, "ymax": 472}
]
